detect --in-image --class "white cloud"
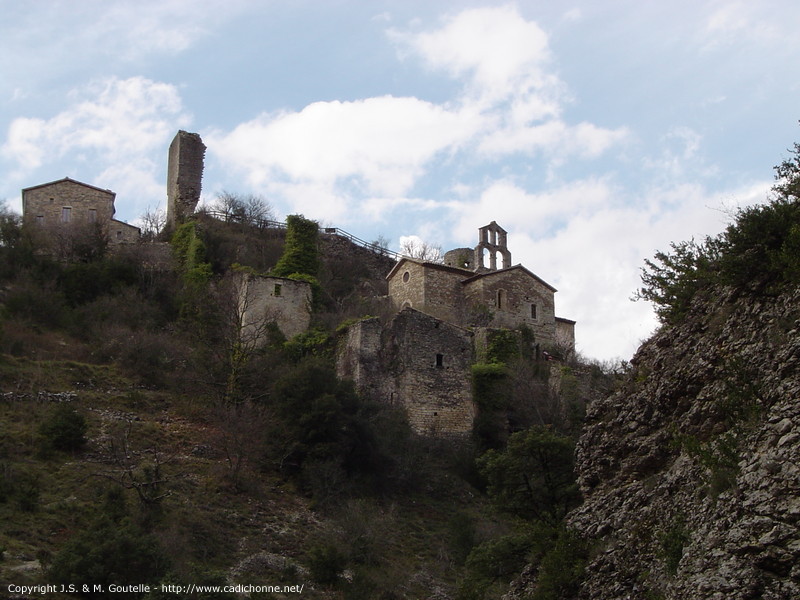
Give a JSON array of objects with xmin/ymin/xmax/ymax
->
[
  {"xmin": 208, "ymin": 7, "xmax": 626, "ymax": 226},
  {"xmin": 446, "ymin": 175, "xmax": 773, "ymax": 360},
  {"xmin": 1, "ymin": 76, "xmax": 189, "ymax": 218},
  {"xmin": 2, "ymin": 77, "xmax": 186, "ymax": 171},
  {"xmin": 395, "ymin": 5, "xmax": 552, "ymax": 106},
  {"xmin": 480, "ymin": 120, "xmax": 630, "ymax": 159},
  {"xmin": 703, "ymin": 2, "xmax": 782, "ymax": 48},
  {"xmin": 209, "ymin": 96, "xmax": 482, "ymax": 197}
]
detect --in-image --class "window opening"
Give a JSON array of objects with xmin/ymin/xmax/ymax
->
[
  {"xmin": 402, "ymin": 271, "xmax": 410, "ymax": 282},
  {"xmin": 497, "ymin": 289, "xmax": 506, "ymax": 310},
  {"xmin": 531, "ymin": 304, "xmax": 537, "ymax": 319},
  {"xmin": 88, "ymin": 209, "xmax": 97, "ymax": 223},
  {"xmin": 274, "ymin": 283, "xmax": 282, "ymax": 296},
  {"xmin": 61, "ymin": 207, "xmax": 71, "ymax": 223},
  {"xmin": 435, "ymin": 353, "xmax": 444, "ymax": 367}
]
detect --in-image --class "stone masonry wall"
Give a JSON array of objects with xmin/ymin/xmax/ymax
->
[
  {"xmin": 335, "ymin": 317, "xmax": 385, "ymax": 401},
  {"xmin": 23, "ymin": 180, "xmax": 115, "ymax": 227},
  {"xmin": 464, "ymin": 269, "xmax": 556, "ymax": 344},
  {"xmin": 239, "ymin": 274, "xmax": 311, "ymax": 343},
  {"xmin": 388, "ymin": 261, "xmax": 427, "ymax": 312},
  {"xmin": 422, "ymin": 266, "xmax": 468, "ymax": 325},
  {"xmin": 167, "ymin": 131, "xmax": 205, "ymax": 228},
  {"xmin": 337, "ymin": 308, "xmax": 476, "ymax": 436},
  {"xmin": 386, "ymin": 309, "xmax": 475, "ymax": 435}
]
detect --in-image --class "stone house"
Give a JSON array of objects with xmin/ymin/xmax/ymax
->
[
  {"xmin": 337, "ymin": 222, "xmax": 576, "ymax": 436},
  {"xmin": 237, "ymin": 273, "xmax": 312, "ymax": 344},
  {"xmin": 21, "ymin": 177, "xmax": 140, "ymax": 243}
]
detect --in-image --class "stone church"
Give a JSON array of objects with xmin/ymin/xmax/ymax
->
[{"xmin": 337, "ymin": 222, "xmax": 575, "ymax": 436}]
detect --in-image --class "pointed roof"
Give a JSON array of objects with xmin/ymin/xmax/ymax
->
[
  {"xmin": 461, "ymin": 264, "xmax": 557, "ymax": 293},
  {"xmin": 386, "ymin": 256, "xmax": 474, "ymax": 280},
  {"xmin": 21, "ymin": 177, "xmax": 115, "ymax": 196}
]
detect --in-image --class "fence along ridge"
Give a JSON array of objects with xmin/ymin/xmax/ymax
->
[{"xmin": 201, "ymin": 210, "xmax": 401, "ymax": 261}]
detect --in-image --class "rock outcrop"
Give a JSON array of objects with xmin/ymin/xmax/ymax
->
[{"xmin": 509, "ymin": 285, "xmax": 800, "ymax": 599}]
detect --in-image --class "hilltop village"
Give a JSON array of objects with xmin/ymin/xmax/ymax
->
[
  {"xmin": 6, "ymin": 128, "xmax": 800, "ymax": 599},
  {"xmin": 19, "ymin": 130, "xmax": 575, "ymax": 437}
]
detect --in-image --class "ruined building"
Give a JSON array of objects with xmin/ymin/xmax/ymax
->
[
  {"xmin": 237, "ymin": 272, "xmax": 313, "ymax": 343},
  {"xmin": 166, "ymin": 130, "xmax": 206, "ymax": 229},
  {"xmin": 337, "ymin": 222, "xmax": 575, "ymax": 436},
  {"xmin": 21, "ymin": 177, "xmax": 140, "ymax": 244}
]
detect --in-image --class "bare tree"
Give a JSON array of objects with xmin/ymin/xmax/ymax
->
[
  {"xmin": 91, "ymin": 419, "xmax": 180, "ymax": 507},
  {"xmin": 210, "ymin": 191, "xmax": 274, "ymax": 227},
  {"xmin": 400, "ymin": 236, "xmax": 443, "ymax": 263},
  {"xmin": 139, "ymin": 205, "xmax": 167, "ymax": 241}
]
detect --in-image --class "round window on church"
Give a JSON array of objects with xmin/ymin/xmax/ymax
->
[{"xmin": 402, "ymin": 271, "xmax": 410, "ymax": 282}]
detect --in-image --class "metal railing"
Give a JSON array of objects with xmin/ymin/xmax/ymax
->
[{"xmin": 200, "ymin": 210, "xmax": 401, "ymax": 261}]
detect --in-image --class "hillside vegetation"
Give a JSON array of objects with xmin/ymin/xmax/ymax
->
[
  {"xmin": 0, "ymin": 208, "xmax": 608, "ymax": 599},
  {"xmin": 504, "ymin": 143, "xmax": 800, "ymax": 598}
]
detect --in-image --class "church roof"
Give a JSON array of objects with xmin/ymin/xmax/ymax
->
[
  {"xmin": 460, "ymin": 264, "xmax": 557, "ymax": 293},
  {"xmin": 386, "ymin": 256, "xmax": 474, "ymax": 280}
]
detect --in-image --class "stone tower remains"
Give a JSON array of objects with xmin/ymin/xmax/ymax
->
[{"xmin": 166, "ymin": 130, "xmax": 206, "ymax": 228}]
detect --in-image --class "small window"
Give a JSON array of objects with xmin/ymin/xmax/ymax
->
[
  {"xmin": 274, "ymin": 283, "xmax": 282, "ymax": 296},
  {"xmin": 435, "ymin": 353, "xmax": 444, "ymax": 368},
  {"xmin": 496, "ymin": 289, "xmax": 506, "ymax": 310},
  {"xmin": 402, "ymin": 271, "xmax": 410, "ymax": 283},
  {"xmin": 116, "ymin": 230, "xmax": 122, "ymax": 239},
  {"xmin": 35, "ymin": 215, "xmax": 44, "ymax": 226},
  {"xmin": 88, "ymin": 209, "xmax": 97, "ymax": 223},
  {"xmin": 49, "ymin": 197, "xmax": 54, "ymax": 203},
  {"xmin": 530, "ymin": 304, "xmax": 537, "ymax": 319},
  {"xmin": 61, "ymin": 207, "xmax": 71, "ymax": 223}
]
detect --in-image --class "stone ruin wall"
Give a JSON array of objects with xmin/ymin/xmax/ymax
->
[
  {"xmin": 336, "ymin": 309, "xmax": 476, "ymax": 436},
  {"xmin": 167, "ymin": 131, "xmax": 206, "ymax": 228},
  {"xmin": 238, "ymin": 274, "xmax": 312, "ymax": 344}
]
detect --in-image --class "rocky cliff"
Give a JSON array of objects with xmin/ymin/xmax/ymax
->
[{"xmin": 552, "ymin": 282, "xmax": 800, "ymax": 599}]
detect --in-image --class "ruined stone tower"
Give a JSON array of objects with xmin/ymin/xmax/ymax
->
[{"xmin": 166, "ymin": 130, "xmax": 205, "ymax": 228}]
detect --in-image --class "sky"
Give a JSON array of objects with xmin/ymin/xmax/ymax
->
[{"xmin": 2, "ymin": 1, "xmax": 799, "ymax": 362}]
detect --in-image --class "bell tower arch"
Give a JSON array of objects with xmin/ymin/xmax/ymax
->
[{"xmin": 474, "ymin": 221, "xmax": 511, "ymax": 271}]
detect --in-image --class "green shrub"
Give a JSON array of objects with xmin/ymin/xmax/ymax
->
[
  {"xmin": 39, "ymin": 404, "xmax": 87, "ymax": 452},
  {"xmin": 48, "ymin": 519, "xmax": 169, "ymax": 598},
  {"xmin": 485, "ymin": 329, "xmax": 521, "ymax": 364},
  {"xmin": 458, "ymin": 529, "xmax": 536, "ymax": 600},
  {"xmin": 478, "ymin": 426, "xmax": 580, "ymax": 522},
  {"xmin": 530, "ymin": 527, "xmax": 589, "ymax": 600},
  {"xmin": 448, "ymin": 513, "xmax": 477, "ymax": 566},
  {"xmin": 658, "ymin": 516, "xmax": 689, "ymax": 575},
  {"xmin": 307, "ymin": 543, "xmax": 347, "ymax": 586},
  {"xmin": 272, "ymin": 215, "xmax": 319, "ymax": 278}
]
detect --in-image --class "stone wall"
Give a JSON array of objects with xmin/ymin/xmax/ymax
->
[
  {"xmin": 238, "ymin": 273, "xmax": 311, "ymax": 343},
  {"xmin": 23, "ymin": 179, "xmax": 115, "ymax": 227},
  {"xmin": 167, "ymin": 130, "xmax": 205, "ymax": 228},
  {"xmin": 22, "ymin": 178, "xmax": 140, "ymax": 246},
  {"xmin": 555, "ymin": 317, "xmax": 576, "ymax": 350},
  {"xmin": 337, "ymin": 308, "xmax": 476, "ymax": 436},
  {"xmin": 463, "ymin": 268, "xmax": 556, "ymax": 343},
  {"xmin": 388, "ymin": 259, "xmax": 471, "ymax": 325},
  {"xmin": 109, "ymin": 219, "xmax": 141, "ymax": 244}
]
